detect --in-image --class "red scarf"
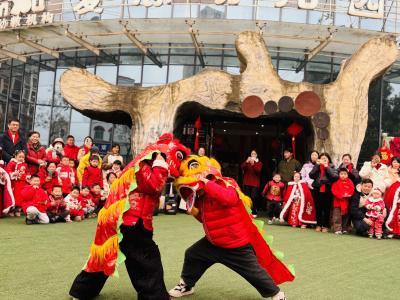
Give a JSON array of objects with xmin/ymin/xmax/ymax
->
[
  {"xmin": 7, "ymin": 130, "xmax": 19, "ymax": 145},
  {"xmin": 347, "ymin": 164, "xmax": 353, "ymax": 173},
  {"xmin": 319, "ymin": 164, "xmax": 326, "ymax": 193}
]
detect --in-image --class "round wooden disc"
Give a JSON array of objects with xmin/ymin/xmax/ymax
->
[
  {"xmin": 318, "ymin": 128, "xmax": 329, "ymax": 140},
  {"xmin": 278, "ymin": 96, "xmax": 294, "ymax": 113},
  {"xmin": 264, "ymin": 100, "xmax": 278, "ymax": 115},
  {"xmin": 241, "ymin": 95, "xmax": 264, "ymax": 118},
  {"xmin": 294, "ymin": 91, "xmax": 321, "ymax": 117},
  {"xmin": 312, "ymin": 112, "xmax": 330, "ymax": 128}
]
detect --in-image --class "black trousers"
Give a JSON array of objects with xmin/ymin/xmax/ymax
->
[
  {"xmin": 47, "ymin": 210, "xmax": 69, "ymax": 223},
  {"xmin": 69, "ymin": 222, "xmax": 169, "ymax": 300},
  {"xmin": 266, "ymin": 200, "xmax": 282, "ymax": 220},
  {"xmin": 181, "ymin": 237, "xmax": 280, "ymax": 298},
  {"xmin": 352, "ymin": 219, "xmax": 369, "ymax": 236},
  {"xmin": 243, "ymin": 185, "xmax": 259, "ymax": 214},
  {"xmin": 314, "ymin": 190, "xmax": 332, "ymax": 228}
]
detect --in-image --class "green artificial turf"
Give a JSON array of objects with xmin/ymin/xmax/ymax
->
[{"xmin": 0, "ymin": 213, "xmax": 399, "ymax": 300}]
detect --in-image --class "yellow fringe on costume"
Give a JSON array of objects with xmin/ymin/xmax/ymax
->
[
  {"xmin": 97, "ymin": 199, "xmax": 127, "ymax": 225},
  {"xmin": 89, "ymin": 235, "xmax": 119, "ymax": 265}
]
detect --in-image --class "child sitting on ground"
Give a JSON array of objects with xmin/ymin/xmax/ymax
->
[
  {"xmin": 331, "ymin": 168, "xmax": 355, "ymax": 234},
  {"xmin": 20, "ymin": 174, "xmax": 49, "ymax": 225},
  {"xmin": 47, "ymin": 185, "xmax": 70, "ymax": 223},
  {"xmin": 262, "ymin": 173, "xmax": 285, "ymax": 224},
  {"xmin": 280, "ymin": 172, "xmax": 316, "ymax": 228},
  {"xmin": 82, "ymin": 156, "xmax": 103, "ymax": 190},
  {"xmin": 91, "ymin": 183, "xmax": 106, "ymax": 213},
  {"xmin": 57, "ymin": 156, "xmax": 76, "ymax": 197},
  {"xmin": 64, "ymin": 186, "xmax": 84, "ymax": 222},
  {"xmin": 6, "ymin": 149, "xmax": 30, "ymax": 217},
  {"xmin": 366, "ymin": 187, "xmax": 386, "ymax": 239},
  {"xmin": 79, "ymin": 186, "xmax": 96, "ymax": 218}
]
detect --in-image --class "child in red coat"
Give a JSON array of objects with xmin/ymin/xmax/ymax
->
[
  {"xmin": 47, "ymin": 185, "xmax": 70, "ymax": 223},
  {"xmin": 331, "ymin": 168, "xmax": 355, "ymax": 234},
  {"xmin": 20, "ymin": 174, "xmax": 49, "ymax": 225},
  {"xmin": 79, "ymin": 186, "xmax": 96, "ymax": 218},
  {"xmin": 90, "ymin": 183, "xmax": 105, "ymax": 212},
  {"xmin": 57, "ymin": 156, "xmax": 76, "ymax": 197},
  {"xmin": 366, "ymin": 188, "xmax": 386, "ymax": 239},
  {"xmin": 64, "ymin": 186, "xmax": 84, "ymax": 222},
  {"xmin": 6, "ymin": 150, "xmax": 30, "ymax": 216},
  {"xmin": 46, "ymin": 138, "xmax": 64, "ymax": 164},
  {"xmin": 262, "ymin": 173, "xmax": 285, "ymax": 224},
  {"xmin": 39, "ymin": 162, "xmax": 62, "ymax": 194},
  {"xmin": 82, "ymin": 156, "xmax": 103, "ymax": 189}
]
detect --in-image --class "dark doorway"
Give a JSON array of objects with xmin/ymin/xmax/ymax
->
[{"xmin": 174, "ymin": 102, "xmax": 314, "ymax": 187}]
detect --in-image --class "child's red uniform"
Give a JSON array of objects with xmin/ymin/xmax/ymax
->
[
  {"xmin": 64, "ymin": 194, "xmax": 84, "ymax": 218},
  {"xmin": 366, "ymin": 197, "xmax": 385, "ymax": 237},
  {"xmin": 6, "ymin": 160, "xmax": 29, "ymax": 207},
  {"xmin": 46, "ymin": 148, "xmax": 62, "ymax": 164},
  {"xmin": 47, "ymin": 195, "xmax": 68, "ymax": 215},
  {"xmin": 56, "ymin": 165, "xmax": 76, "ymax": 195},
  {"xmin": 64, "ymin": 144, "xmax": 80, "ymax": 161},
  {"xmin": 262, "ymin": 180, "xmax": 285, "ymax": 220},
  {"xmin": 38, "ymin": 166, "xmax": 61, "ymax": 194},
  {"xmin": 79, "ymin": 193, "xmax": 95, "ymax": 208},
  {"xmin": 20, "ymin": 185, "xmax": 48, "ymax": 214},
  {"xmin": 82, "ymin": 166, "xmax": 103, "ymax": 189}
]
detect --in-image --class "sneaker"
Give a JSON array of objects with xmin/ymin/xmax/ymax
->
[
  {"xmin": 268, "ymin": 220, "xmax": 273, "ymax": 225},
  {"xmin": 376, "ymin": 235, "xmax": 382, "ymax": 240},
  {"xmin": 315, "ymin": 226, "xmax": 321, "ymax": 232},
  {"xmin": 74, "ymin": 216, "xmax": 82, "ymax": 222},
  {"xmin": 272, "ymin": 291, "xmax": 287, "ymax": 300},
  {"xmin": 334, "ymin": 231, "xmax": 342, "ymax": 235},
  {"xmin": 252, "ymin": 214, "xmax": 258, "ymax": 218},
  {"xmin": 25, "ymin": 218, "xmax": 39, "ymax": 225},
  {"xmin": 342, "ymin": 231, "xmax": 348, "ymax": 235},
  {"xmin": 368, "ymin": 234, "xmax": 373, "ymax": 238},
  {"xmin": 8, "ymin": 212, "xmax": 15, "ymax": 217},
  {"xmin": 169, "ymin": 279, "xmax": 194, "ymax": 298},
  {"xmin": 387, "ymin": 234, "xmax": 394, "ymax": 239},
  {"xmin": 321, "ymin": 227, "xmax": 329, "ymax": 233},
  {"xmin": 300, "ymin": 225, "xmax": 307, "ymax": 229},
  {"xmin": 15, "ymin": 211, "xmax": 21, "ymax": 217}
]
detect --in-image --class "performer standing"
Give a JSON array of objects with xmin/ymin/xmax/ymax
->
[
  {"xmin": 170, "ymin": 155, "xmax": 294, "ymax": 300},
  {"xmin": 69, "ymin": 134, "xmax": 190, "ymax": 300}
]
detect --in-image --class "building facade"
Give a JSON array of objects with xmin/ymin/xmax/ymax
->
[{"xmin": 0, "ymin": 0, "xmax": 399, "ymax": 165}]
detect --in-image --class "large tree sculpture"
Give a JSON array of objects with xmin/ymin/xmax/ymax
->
[{"xmin": 60, "ymin": 31, "xmax": 397, "ymax": 163}]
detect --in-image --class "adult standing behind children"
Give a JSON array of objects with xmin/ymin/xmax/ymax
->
[
  {"xmin": 300, "ymin": 150, "xmax": 319, "ymax": 191},
  {"xmin": 359, "ymin": 153, "xmax": 388, "ymax": 192},
  {"xmin": 26, "ymin": 131, "xmax": 46, "ymax": 175},
  {"xmin": 309, "ymin": 153, "xmax": 338, "ymax": 233},
  {"xmin": 241, "ymin": 150, "xmax": 263, "ymax": 217},
  {"xmin": 337, "ymin": 154, "xmax": 360, "ymax": 185},
  {"xmin": 278, "ymin": 148, "xmax": 302, "ymax": 184},
  {"xmin": 0, "ymin": 118, "xmax": 27, "ymax": 163},
  {"xmin": 102, "ymin": 143, "xmax": 124, "ymax": 171}
]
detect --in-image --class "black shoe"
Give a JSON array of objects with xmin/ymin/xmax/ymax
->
[{"xmin": 26, "ymin": 218, "xmax": 36, "ymax": 225}]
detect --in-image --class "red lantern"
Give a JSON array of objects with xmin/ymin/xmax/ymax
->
[
  {"xmin": 287, "ymin": 122, "xmax": 304, "ymax": 159},
  {"xmin": 194, "ymin": 116, "xmax": 201, "ymax": 151}
]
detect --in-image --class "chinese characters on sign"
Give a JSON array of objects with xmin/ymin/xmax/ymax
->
[
  {"xmin": 275, "ymin": 0, "xmax": 385, "ymax": 19},
  {"xmin": 0, "ymin": 0, "xmax": 54, "ymax": 30}
]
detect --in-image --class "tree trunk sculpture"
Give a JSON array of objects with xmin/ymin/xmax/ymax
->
[{"xmin": 60, "ymin": 31, "xmax": 397, "ymax": 163}]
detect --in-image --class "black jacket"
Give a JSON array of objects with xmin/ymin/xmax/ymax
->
[
  {"xmin": 309, "ymin": 163, "xmax": 338, "ymax": 190},
  {"xmin": 337, "ymin": 163, "xmax": 361, "ymax": 185},
  {"xmin": 349, "ymin": 191, "xmax": 368, "ymax": 222},
  {"xmin": 0, "ymin": 131, "xmax": 27, "ymax": 163}
]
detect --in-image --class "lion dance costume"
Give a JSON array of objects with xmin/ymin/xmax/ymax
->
[
  {"xmin": 169, "ymin": 155, "xmax": 295, "ymax": 299},
  {"xmin": 69, "ymin": 133, "xmax": 190, "ymax": 300}
]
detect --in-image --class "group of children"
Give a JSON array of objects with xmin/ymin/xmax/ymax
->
[
  {"xmin": 261, "ymin": 167, "xmax": 387, "ymax": 239},
  {"xmin": 2, "ymin": 141, "xmax": 122, "ymax": 225}
]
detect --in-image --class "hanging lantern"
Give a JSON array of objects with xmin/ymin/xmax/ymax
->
[
  {"xmin": 194, "ymin": 116, "xmax": 201, "ymax": 151},
  {"xmin": 287, "ymin": 122, "xmax": 304, "ymax": 159}
]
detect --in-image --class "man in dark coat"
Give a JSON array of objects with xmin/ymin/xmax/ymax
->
[
  {"xmin": 277, "ymin": 148, "xmax": 301, "ymax": 184},
  {"xmin": 0, "ymin": 118, "xmax": 27, "ymax": 163},
  {"xmin": 349, "ymin": 178, "xmax": 386, "ymax": 236}
]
